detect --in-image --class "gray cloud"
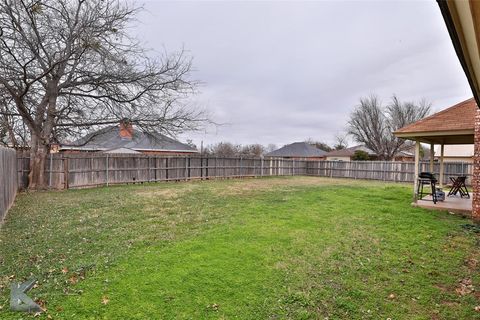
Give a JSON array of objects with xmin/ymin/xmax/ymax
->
[{"xmin": 136, "ymin": 0, "xmax": 472, "ymax": 147}]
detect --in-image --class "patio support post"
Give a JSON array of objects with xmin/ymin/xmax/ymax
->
[
  {"xmin": 429, "ymin": 143, "xmax": 434, "ymax": 173},
  {"xmin": 440, "ymin": 143, "xmax": 445, "ymax": 188},
  {"xmin": 473, "ymin": 109, "xmax": 480, "ymax": 222},
  {"xmin": 414, "ymin": 140, "xmax": 420, "ymax": 201}
]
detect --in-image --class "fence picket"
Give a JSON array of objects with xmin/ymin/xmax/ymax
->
[{"xmin": 1, "ymin": 147, "xmax": 17, "ymax": 221}]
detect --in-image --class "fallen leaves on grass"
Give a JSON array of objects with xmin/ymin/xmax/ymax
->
[
  {"xmin": 35, "ymin": 298, "xmax": 47, "ymax": 312},
  {"xmin": 465, "ymin": 258, "xmax": 478, "ymax": 270},
  {"xmin": 68, "ymin": 275, "xmax": 78, "ymax": 284},
  {"xmin": 455, "ymin": 278, "xmax": 474, "ymax": 296},
  {"xmin": 61, "ymin": 267, "xmax": 69, "ymax": 274},
  {"xmin": 206, "ymin": 303, "xmax": 220, "ymax": 311},
  {"xmin": 101, "ymin": 296, "xmax": 110, "ymax": 305}
]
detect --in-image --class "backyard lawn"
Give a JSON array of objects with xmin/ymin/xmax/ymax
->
[{"xmin": 1, "ymin": 176, "xmax": 480, "ymax": 319}]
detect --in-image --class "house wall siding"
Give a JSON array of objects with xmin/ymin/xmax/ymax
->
[{"xmin": 325, "ymin": 156, "xmax": 352, "ymax": 161}]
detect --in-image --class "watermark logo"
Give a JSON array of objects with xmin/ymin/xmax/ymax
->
[{"xmin": 10, "ymin": 278, "xmax": 42, "ymax": 313}]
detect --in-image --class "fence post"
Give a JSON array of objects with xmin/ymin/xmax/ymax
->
[
  {"xmin": 252, "ymin": 158, "xmax": 255, "ymax": 177},
  {"xmin": 165, "ymin": 157, "xmax": 169, "ymax": 181},
  {"xmin": 206, "ymin": 157, "xmax": 209, "ymax": 179},
  {"xmin": 188, "ymin": 157, "xmax": 191, "ymax": 180},
  {"xmin": 106, "ymin": 155, "xmax": 109, "ymax": 186},
  {"xmin": 49, "ymin": 154, "xmax": 53, "ymax": 188},
  {"xmin": 148, "ymin": 156, "xmax": 151, "ymax": 182},
  {"xmin": 91, "ymin": 157, "xmax": 94, "ymax": 185},
  {"xmin": 63, "ymin": 156, "xmax": 69, "ymax": 189},
  {"xmin": 261, "ymin": 157, "xmax": 264, "ymax": 177},
  {"xmin": 240, "ymin": 157, "xmax": 243, "ymax": 177}
]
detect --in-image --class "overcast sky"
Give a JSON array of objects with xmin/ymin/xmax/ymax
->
[{"xmin": 136, "ymin": 0, "xmax": 472, "ymax": 148}]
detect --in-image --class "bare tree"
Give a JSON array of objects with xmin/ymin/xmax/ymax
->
[
  {"xmin": 266, "ymin": 143, "xmax": 277, "ymax": 153},
  {"xmin": 204, "ymin": 142, "xmax": 266, "ymax": 157},
  {"xmin": 239, "ymin": 144, "xmax": 265, "ymax": 157},
  {"xmin": 206, "ymin": 142, "xmax": 241, "ymax": 157},
  {"xmin": 332, "ymin": 133, "xmax": 348, "ymax": 150},
  {"xmin": 347, "ymin": 94, "xmax": 430, "ymax": 160},
  {"xmin": 304, "ymin": 138, "xmax": 332, "ymax": 152},
  {"xmin": 0, "ymin": 0, "xmax": 205, "ymax": 189}
]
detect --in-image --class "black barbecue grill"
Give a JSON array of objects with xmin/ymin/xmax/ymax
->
[{"xmin": 417, "ymin": 172, "xmax": 438, "ymax": 204}]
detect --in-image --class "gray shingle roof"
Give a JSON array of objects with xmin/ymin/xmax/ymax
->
[
  {"xmin": 61, "ymin": 125, "xmax": 198, "ymax": 153},
  {"xmin": 265, "ymin": 142, "xmax": 327, "ymax": 158}
]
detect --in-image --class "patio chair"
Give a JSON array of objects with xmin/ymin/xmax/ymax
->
[
  {"xmin": 417, "ymin": 172, "xmax": 437, "ymax": 204},
  {"xmin": 448, "ymin": 176, "xmax": 470, "ymax": 198}
]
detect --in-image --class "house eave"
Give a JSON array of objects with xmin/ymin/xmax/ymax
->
[
  {"xmin": 394, "ymin": 129, "xmax": 474, "ymax": 144},
  {"xmin": 438, "ymin": 0, "xmax": 480, "ymax": 106}
]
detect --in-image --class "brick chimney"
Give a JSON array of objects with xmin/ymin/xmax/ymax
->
[
  {"xmin": 473, "ymin": 109, "xmax": 480, "ymax": 222},
  {"xmin": 119, "ymin": 119, "xmax": 133, "ymax": 140}
]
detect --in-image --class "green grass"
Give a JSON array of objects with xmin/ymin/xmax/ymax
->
[{"xmin": 1, "ymin": 176, "xmax": 480, "ymax": 319}]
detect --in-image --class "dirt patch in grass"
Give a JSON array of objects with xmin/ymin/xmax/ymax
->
[{"xmin": 134, "ymin": 183, "xmax": 199, "ymax": 199}]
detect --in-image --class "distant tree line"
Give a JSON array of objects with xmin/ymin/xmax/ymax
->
[
  {"xmin": 182, "ymin": 141, "xmax": 274, "ymax": 158},
  {"xmin": 196, "ymin": 138, "xmax": 346, "ymax": 158},
  {"xmin": 199, "ymin": 142, "xmax": 268, "ymax": 157}
]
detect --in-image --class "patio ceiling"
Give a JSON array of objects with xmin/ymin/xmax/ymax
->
[
  {"xmin": 437, "ymin": 1, "xmax": 480, "ymax": 106},
  {"xmin": 394, "ymin": 132, "xmax": 473, "ymax": 145},
  {"xmin": 393, "ymin": 98, "xmax": 475, "ymax": 145}
]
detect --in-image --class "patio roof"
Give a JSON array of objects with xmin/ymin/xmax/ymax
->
[{"xmin": 393, "ymin": 98, "xmax": 476, "ymax": 144}]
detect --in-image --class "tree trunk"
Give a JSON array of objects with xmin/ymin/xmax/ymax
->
[{"xmin": 28, "ymin": 134, "xmax": 49, "ymax": 189}]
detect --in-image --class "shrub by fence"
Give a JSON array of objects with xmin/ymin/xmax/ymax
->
[
  {"xmin": 15, "ymin": 153, "xmax": 473, "ymax": 190},
  {"xmin": 1, "ymin": 147, "xmax": 18, "ymax": 222}
]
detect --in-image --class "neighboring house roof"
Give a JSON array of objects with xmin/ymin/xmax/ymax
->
[
  {"xmin": 396, "ymin": 146, "xmax": 431, "ymax": 160},
  {"xmin": 265, "ymin": 142, "xmax": 327, "ymax": 158},
  {"xmin": 394, "ymin": 98, "xmax": 476, "ymax": 134},
  {"xmin": 60, "ymin": 125, "xmax": 198, "ymax": 153},
  {"xmin": 434, "ymin": 144, "xmax": 474, "ymax": 158},
  {"xmin": 324, "ymin": 145, "xmax": 376, "ymax": 158},
  {"xmin": 103, "ymin": 147, "xmax": 141, "ymax": 154}
]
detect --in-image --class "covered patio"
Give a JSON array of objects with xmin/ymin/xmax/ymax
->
[{"xmin": 394, "ymin": 98, "xmax": 476, "ymax": 215}]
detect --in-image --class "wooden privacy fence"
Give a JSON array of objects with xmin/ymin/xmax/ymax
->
[
  {"xmin": 305, "ymin": 160, "xmax": 473, "ymax": 185},
  {"xmin": 15, "ymin": 153, "xmax": 474, "ymax": 190},
  {"xmin": 16, "ymin": 153, "xmax": 308, "ymax": 189},
  {"xmin": 1, "ymin": 147, "xmax": 18, "ymax": 222}
]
